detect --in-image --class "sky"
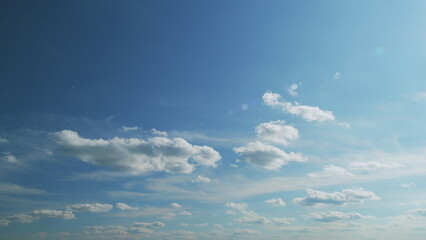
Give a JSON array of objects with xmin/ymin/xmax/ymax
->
[{"xmin": 1, "ymin": 0, "xmax": 426, "ymax": 239}]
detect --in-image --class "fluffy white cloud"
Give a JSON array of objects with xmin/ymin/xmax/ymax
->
[
  {"xmin": 349, "ymin": 161, "xmax": 404, "ymax": 171},
  {"xmin": 263, "ymin": 92, "xmax": 335, "ymax": 122},
  {"xmin": 9, "ymin": 210, "xmax": 75, "ymax": 224},
  {"xmin": 1, "ymin": 153, "xmax": 17, "ymax": 163},
  {"xmin": 287, "ymin": 84, "xmax": 298, "ymax": 96},
  {"xmin": 308, "ymin": 165, "xmax": 352, "ymax": 178},
  {"xmin": 170, "ymin": 203, "xmax": 182, "ymax": 208},
  {"xmin": 265, "ymin": 198, "xmax": 286, "ymax": 207},
  {"xmin": 310, "ymin": 211, "xmax": 374, "ymax": 222},
  {"xmin": 233, "ymin": 141, "xmax": 304, "ymax": 170},
  {"xmin": 133, "ymin": 221, "xmax": 165, "ymax": 228},
  {"xmin": 115, "ymin": 202, "xmax": 138, "ymax": 211},
  {"xmin": 66, "ymin": 203, "xmax": 113, "ymax": 213},
  {"xmin": 255, "ymin": 120, "xmax": 299, "ymax": 146},
  {"xmin": 191, "ymin": 175, "xmax": 211, "ymax": 183},
  {"xmin": 293, "ymin": 188, "xmax": 380, "ymax": 207},
  {"xmin": 0, "ymin": 183, "xmax": 47, "ymax": 195},
  {"xmin": 52, "ymin": 130, "xmax": 221, "ymax": 175},
  {"xmin": 121, "ymin": 126, "xmax": 138, "ymax": 132},
  {"xmin": 151, "ymin": 128, "xmax": 168, "ymax": 137}
]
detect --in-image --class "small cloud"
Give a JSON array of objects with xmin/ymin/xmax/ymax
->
[
  {"xmin": 1, "ymin": 153, "xmax": 17, "ymax": 163},
  {"xmin": 179, "ymin": 211, "xmax": 192, "ymax": 216},
  {"xmin": 191, "ymin": 175, "xmax": 211, "ymax": 183},
  {"xmin": 66, "ymin": 203, "xmax": 113, "ymax": 213},
  {"xmin": 401, "ymin": 183, "xmax": 416, "ymax": 188},
  {"xmin": 133, "ymin": 221, "xmax": 165, "ymax": 228},
  {"xmin": 121, "ymin": 126, "xmax": 138, "ymax": 132},
  {"xmin": 170, "ymin": 203, "xmax": 182, "ymax": 208},
  {"xmin": 241, "ymin": 104, "xmax": 248, "ymax": 111},
  {"xmin": 151, "ymin": 128, "xmax": 168, "ymax": 137},
  {"xmin": 349, "ymin": 161, "xmax": 404, "ymax": 171},
  {"xmin": 115, "ymin": 202, "xmax": 138, "ymax": 211},
  {"xmin": 0, "ymin": 137, "xmax": 9, "ymax": 144},
  {"xmin": 308, "ymin": 165, "xmax": 352, "ymax": 178},
  {"xmin": 334, "ymin": 72, "xmax": 341, "ymax": 80},
  {"xmin": 160, "ymin": 212, "xmax": 176, "ymax": 220},
  {"xmin": 255, "ymin": 120, "xmax": 299, "ymax": 146},
  {"xmin": 265, "ymin": 198, "xmax": 286, "ymax": 207},
  {"xmin": 410, "ymin": 92, "xmax": 426, "ymax": 102},
  {"xmin": 229, "ymin": 164, "xmax": 238, "ymax": 168},
  {"xmin": 287, "ymin": 84, "xmax": 298, "ymax": 96},
  {"xmin": 293, "ymin": 188, "xmax": 380, "ymax": 207},
  {"xmin": 310, "ymin": 211, "xmax": 374, "ymax": 222}
]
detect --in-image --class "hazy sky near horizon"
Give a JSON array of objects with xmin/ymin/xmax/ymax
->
[{"xmin": 1, "ymin": 1, "xmax": 426, "ymax": 239}]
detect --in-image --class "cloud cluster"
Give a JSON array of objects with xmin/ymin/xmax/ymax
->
[
  {"xmin": 115, "ymin": 202, "xmax": 138, "ymax": 211},
  {"xmin": 293, "ymin": 188, "xmax": 380, "ymax": 207},
  {"xmin": 265, "ymin": 198, "xmax": 286, "ymax": 207},
  {"xmin": 9, "ymin": 210, "xmax": 75, "ymax": 224},
  {"xmin": 255, "ymin": 120, "xmax": 299, "ymax": 146},
  {"xmin": 225, "ymin": 202, "xmax": 292, "ymax": 225},
  {"xmin": 66, "ymin": 203, "xmax": 113, "ymax": 212},
  {"xmin": 191, "ymin": 175, "xmax": 211, "ymax": 183},
  {"xmin": 263, "ymin": 92, "xmax": 335, "ymax": 122},
  {"xmin": 310, "ymin": 211, "xmax": 374, "ymax": 222},
  {"xmin": 233, "ymin": 141, "xmax": 304, "ymax": 170},
  {"xmin": 52, "ymin": 130, "xmax": 221, "ymax": 175}
]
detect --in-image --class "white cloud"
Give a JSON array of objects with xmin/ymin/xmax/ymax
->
[
  {"xmin": 115, "ymin": 202, "xmax": 138, "ymax": 211},
  {"xmin": 179, "ymin": 211, "xmax": 192, "ymax": 216},
  {"xmin": 133, "ymin": 221, "xmax": 165, "ymax": 228},
  {"xmin": 171, "ymin": 203, "xmax": 182, "ymax": 208},
  {"xmin": 1, "ymin": 153, "xmax": 17, "ymax": 163},
  {"xmin": 310, "ymin": 211, "xmax": 374, "ymax": 222},
  {"xmin": 410, "ymin": 92, "xmax": 426, "ymax": 101},
  {"xmin": 401, "ymin": 182, "xmax": 416, "ymax": 188},
  {"xmin": 9, "ymin": 210, "xmax": 75, "ymax": 224},
  {"xmin": 293, "ymin": 188, "xmax": 380, "ymax": 207},
  {"xmin": 0, "ymin": 183, "xmax": 47, "ymax": 195},
  {"xmin": 85, "ymin": 225, "xmax": 128, "ymax": 235},
  {"xmin": 272, "ymin": 217, "xmax": 295, "ymax": 225},
  {"xmin": 225, "ymin": 202, "xmax": 271, "ymax": 225},
  {"xmin": 404, "ymin": 208, "xmax": 426, "ymax": 217},
  {"xmin": 52, "ymin": 130, "xmax": 221, "ymax": 175},
  {"xmin": 0, "ymin": 220, "xmax": 10, "ymax": 226},
  {"xmin": 265, "ymin": 198, "xmax": 286, "ymax": 207},
  {"xmin": 191, "ymin": 175, "xmax": 211, "ymax": 183},
  {"xmin": 263, "ymin": 92, "xmax": 335, "ymax": 122},
  {"xmin": 287, "ymin": 84, "xmax": 298, "ymax": 96},
  {"xmin": 160, "ymin": 212, "xmax": 176, "ymax": 219},
  {"xmin": 349, "ymin": 161, "xmax": 404, "ymax": 171},
  {"xmin": 151, "ymin": 128, "xmax": 168, "ymax": 137},
  {"xmin": 232, "ymin": 228, "xmax": 260, "ymax": 235},
  {"xmin": 230, "ymin": 164, "xmax": 238, "ymax": 168},
  {"xmin": 334, "ymin": 72, "xmax": 341, "ymax": 80},
  {"xmin": 308, "ymin": 165, "xmax": 353, "ymax": 178},
  {"xmin": 66, "ymin": 203, "xmax": 113, "ymax": 212},
  {"xmin": 233, "ymin": 141, "xmax": 304, "ymax": 170},
  {"xmin": 0, "ymin": 137, "xmax": 9, "ymax": 144},
  {"xmin": 255, "ymin": 120, "xmax": 299, "ymax": 146},
  {"xmin": 121, "ymin": 126, "xmax": 138, "ymax": 132}
]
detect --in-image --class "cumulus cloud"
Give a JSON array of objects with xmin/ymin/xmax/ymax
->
[
  {"xmin": 121, "ymin": 126, "xmax": 138, "ymax": 132},
  {"xmin": 51, "ymin": 130, "xmax": 221, "ymax": 175},
  {"xmin": 308, "ymin": 165, "xmax": 352, "ymax": 178},
  {"xmin": 133, "ymin": 221, "xmax": 165, "ymax": 228},
  {"xmin": 66, "ymin": 203, "xmax": 113, "ymax": 213},
  {"xmin": 151, "ymin": 128, "xmax": 168, "ymax": 137},
  {"xmin": 255, "ymin": 120, "xmax": 299, "ymax": 146},
  {"xmin": 262, "ymin": 92, "xmax": 335, "ymax": 122},
  {"xmin": 170, "ymin": 203, "xmax": 182, "ymax": 208},
  {"xmin": 293, "ymin": 188, "xmax": 380, "ymax": 207},
  {"xmin": 310, "ymin": 211, "xmax": 374, "ymax": 222},
  {"xmin": 265, "ymin": 198, "xmax": 286, "ymax": 207},
  {"xmin": 9, "ymin": 210, "xmax": 75, "ymax": 224},
  {"xmin": 191, "ymin": 175, "xmax": 211, "ymax": 183},
  {"xmin": 115, "ymin": 202, "xmax": 138, "ymax": 211},
  {"xmin": 349, "ymin": 161, "xmax": 404, "ymax": 171},
  {"xmin": 1, "ymin": 153, "xmax": 17, "ymax": 163},
  {"xmin": 233, "ymin": 141, "xmax": 304, "ymax": 170},
  {"xmin": 287, "ymin": 84, "xmax": 298, "ymax": 96}
]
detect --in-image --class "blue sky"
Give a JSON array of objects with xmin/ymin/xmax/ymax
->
[{"xmin": 1, "ymin": 1, "xmax": 426, "ymax": 239}]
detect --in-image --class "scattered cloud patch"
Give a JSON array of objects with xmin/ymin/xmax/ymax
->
[
  {"xmin": 9, "ymin": 210, "xmax": 75, "ymax": 224},
  {"xmin": 0, "ymin": 183, "xmax": 47, "ymax": 195},
  {"xmin": 179, "ymin": 211, "xmax": 192, "ymax": 216},
  {"xmin": 66, "ymin": 203, "xmax": 113, "ymax": 213},
  {"xmin": 121, "ymin": 126, "xmax": 138, "ymax": 132},
  {"xmin": 308, "ymin": 165, "xmax": 352, "ymax": 178},
  {"xmin": 1, "ymin": 153, "xmax": 17, "ymax": 163},
  {"xmin": 133, "ymin": 221, "xmax": 165, "ymax": 228},
  {"xmin": 151, "ymin": 128, "xmax": 168, "ymax": 137},
  {"xmin": 0, "ymin": 137, "xmax": 9, "ymax": 144},
  {"xmin": 404, "ymin": 208, "xmax": 426, "ymax": 217},
  {"xmin": 233, "ymin": 141, "xmax": 304, "ymax": 170},
  {"xmin": 115, "ymin": 202, "xmax": 138, "ymax": 211},
  {"xmin": 265, "ymin": 198, "xmax": 286, "ymax": 207},
  {"xmin": 410, "ymin": 92, "xmax": 426, "ymax": 102},
  {"xmin": 255, "ymin": 120, "xmax": 299, "ymax": 146},
  {"xmin": 272, "ymin": 217, "xmax": 295, "ymax": 225},
  {"xmin": 229, "ymin": 164, "xmax": 238, "ymax": 168},
  {"xmin": 0, "ymin": 220, "xmax": 10, "ymax": 226},
  {"xmin": 52, "ymin": 130, "xmax": 221, "ymax": 175},
  {"xmin": 334, "ymin": 72, "xmax": 341, "ymax": 80},
  {"xmin": 401, "ymin": 182, "xmax": 416, "ymax": 188},
  {"xmin": 310, "ymin": 211, "xmax": 374, "ymax": 222},
  {"xmin": 191, "ymin": 175, "xmax": 211, "ymax": 183},
  {"xmin": 287, "ymin": 84, "xmax": 298, "ymax": 96},
  {"xmin": 349, "ymin": 161, "xmax": 404, "ymax": 171},
  {"xmin": 293, "ymin": 188, "xmax": 380, "ymax": 207},
  {"xmin": 170, "ymin": 203, "xmax": 182, "ymax": 208},
  {"xmin": 263, "ymin": 92, "xmax": 335, "ymax": 122},
  {"xmin": 160, "ymin": 212, "xmax": 176, "ymax": 219},
  {"xmin": 225, "ymin": 202, "xmax": 272, "ymax": 225}
]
